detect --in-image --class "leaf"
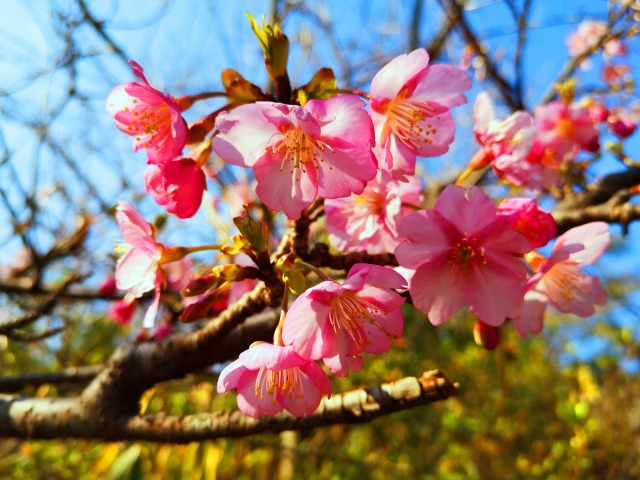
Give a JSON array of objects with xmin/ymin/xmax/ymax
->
[{"xmin": 107, "ymin": 445, "xmax": 142, "ymax": 480}]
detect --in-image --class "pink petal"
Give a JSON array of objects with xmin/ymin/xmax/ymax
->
[
  {"xmin": 116, "ymin": 201, "xmax": 155, "ymax": 244},
  {"xmin": 370, "ymin": 49, "xmax": 430, "ymax": 102},
  {"xmin": 554, "ymin": 222, "xmax": 611, "ymax": 264},
  {"xmin": 542, "ymin": 265, "xmax": 607, "ymax": 317},
  {"xmin": 514, "ymin": 289, "xmax": 547, "ymax": 339},
  {"xmin": 141, "ymin": 279, "xmax": 163, "ymax": 328},
  {"xmin": 282, "ymin": 364, "xmax": 329, "ymax": 417},
  {"xmin": 115, "ymin": 249, "xmax": 158, "ymax": 295},
  {"xmin": 410, "ymin": 261, "xmax": 466, "ymax": 325},
  {"xmin": 362, "ymin": 320, "xmax": 393, "ymax": 354},
  {"xmin": 464, "ymin": 264, "xmax": 525, "ymax": 326},
  {"xmin": 411, "ymin": 64, "xmax": 472, "ymax": 108},
  {"xmin": 305, "ymin": 95, "xmax": 374, "ymax": 147},
  {"xmin": 434, "ymin": 186, "xmax": 498, "ymax": 236},
  {"xmin": 212, "ymin": 104, "xmax": 282, "ymax": 168},
  {"xmin": 315, "ymin": 145, "xmax": 377, "ymax": 199},
  {"xmin": 367, "ymin": 307, "xmax": 404, "ymax": 344},
  {"xmin": 395, "ymin": 210, "xmax": 449, "ymax": 268},
  {"xmin": 321, "ymin": 329, "xmax": 362, "ymax": 377},
  {"xmin": 239, "ymin": 343, "xmax": 306, "ymax": 370},
  {"xmin": 217, "ymin": 359, "xmax": 246, "ymax": 393},
  {"xmin": 282, "ymin": 292, "xmax": 330, "ymax": 360},
  {"xmin": 347, "ymin": 263, "xmax": 407, "ymax": 291},
  {"xmin": 254, "ymin": 154, "xmax": 318, "ymax": 220},
  {"xmin": 236, "ymin": 370, "xmax": 282, "ymax": 418}
]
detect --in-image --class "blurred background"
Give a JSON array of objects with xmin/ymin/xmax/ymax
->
[{"xmin": 0, "ymin": 0, "xmax": 639, "ymax": 478}]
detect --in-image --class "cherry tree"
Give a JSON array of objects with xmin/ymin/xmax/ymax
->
[{"xmin": 0, "ymin": 2, "xmax": 638, "ymax": 465}]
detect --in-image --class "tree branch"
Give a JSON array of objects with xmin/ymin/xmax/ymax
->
[
  {"xmin": 441, "ymin": 0, "xmax": 521, "ymax": 110},
  {"xmin": 0, "ymin": 370, "xmax": 457, "ymax": 442}
]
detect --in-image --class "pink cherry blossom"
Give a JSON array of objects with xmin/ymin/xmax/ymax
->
[
  {"xmin": 515, "ymin": 141, "xmax": 563, "ymax": 191},
  {"xmin": 115, "ymin": 201, "xmax": 165, "ymax": 328},
  {"xmin": 98, "ymin": 277, "xmax": 117, "ymax": 296},
  {"xmin": 566, "ymin": 20, "xmax": 627, "ymax": 65},
  {"xmin": 144, "ymin": 158, "xmax": 206, "ymax": 219},
  {"xmin": 497, "ymin": 198, "xmax": 556, "ymax": 249},
  {"xmin": 534, "ymin": 101, "xmax": 599, "ymax": 162},
  {"xmin": 369, "ymin": 48, "xmax": 471, "ymax": 181},
  {"xmin": 282, "ymin": 264, "xmax": 406, "ymax": 376},
  {"xmin": 217, "ymin": 342, "xmax": 331, "ymax": 418},
  {"xmin": 212, "ymin": 96, "xmax": 377, "ymax": 220},
  {"xmin": 473, "ymin": 321, "xmax": 500, "ymax": 350},
  {"xmin": 602, "ymin": 64, "xmax": 630, "ymax": 85},
  {"xmin": 106, "ymin": 60, "xmax": 187, "ymax": 164},
  {"xmin": 107, "ymin": 296, "xmax": 137, "ymax": 325},
  {"xmin": 514, "ymin": 222, "xmax": 611, "ymax": 338},
  {"xmin": 607, "ymin": 107, "xmax": 637, "ymax": 139},
  {"xmin": 471, "ymin": 92, "xmax": 537, "ymax": 186},
  {"xmin": 395, "ymin": 185, "xmax": 530, "ymax": 326},
  {"xmin": 325, "ymin": 170, "xmax": 423, "ymax": 254}
]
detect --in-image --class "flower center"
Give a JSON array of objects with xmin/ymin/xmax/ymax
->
[
  {"xmin": 271, "ymin": 127, "xmax": 334, "ymax": 178},
  {"xmin": 383, "ymin": 97, "xmax": 438, "ymax": 149},
  {"xmin": 255, "ymin": 366, "xmax": 304, "ymax": 402},
  {"xmin": 556, "ymin": 118, "xmax": 574, "ymax": 138},
  {"xmin": 127, "ymin": 99, "xmax": 172, "ymax": 150},
  {"xmin": 542, "ymin": 263, "xmax": 587, "ymax": 303},
  {"xmin": 352, "ymin": 188, "xmax": 384, "ymax": 217},
  {"xmin": 328, "ymin": 292, "xmax": 381, "ymax": 351},
  {"xmin": 446, "ymin": 235, "xmax": 486, "ymax": 276}
]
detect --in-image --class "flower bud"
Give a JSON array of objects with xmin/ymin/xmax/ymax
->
[
  {"xmin": 473, "ymin": 321, "xmax": 500, "ymax": 350},
  {"xmin": 221, "ymin": 69, "xmax": 269, "ymax": 105},
  {"xmin": 233, "ymin": 206, "xmax": 269, "ymax": 253},
  {"xmin": 247, "ymin": 13, "xmax": 290, "ymax": 100},
  {"xmin": 297, "ymin": 68, "xmax": 337, "ymax": 105}
]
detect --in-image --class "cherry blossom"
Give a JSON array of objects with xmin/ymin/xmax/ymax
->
[
  {"xmin": 107, "ymin": 296, "xmax": 137, "ymax": 325},
  {"xmin": 471, "ymin": 92, "xmax": 537, "ymax": 186},
  {"xmin": 282, "ymin": 264, "xmax": 406, "ymax": 376},
  {"xmin": 395, "ymin": 185, "xmax": 530, "ymax": 326},
  {"xmin": 514, "ymin": 222, "xmax": 611, "ymax": 338},
  {"xmin": 217, "ymin": 342, "xmax": 331, "ymax": 418},
  {"xmin": 106, "ymin": 60, "xmax": 188, "ymax": 164},
  {"xmin": 534, "ymin": 100, "xmax": 599, "ymax": 162},
  {"xmin": 144, "ymin": 158, "xmax": 206, "ymax": 219},
  {"xmin": 325, "ymin": 171, "xmax": 423, "ymax": 254},
  {"xmin": 497, "ymin": 198, "xmax": 556, "ymax": 249},
  {"xmin": 115, "ymin": 201, "xmax": 165, "ymax": 328},
  {"xmin": 566, "ymin": 20, "xmax": 627, "ymax": 64},
  {"xmin": 212, "ymin": 96, "xmax": 377, "ymax": 219},
  {"xmin": 369, "ymin": 48, "xmax": 471, "ymax": 181},
  {"xmin": 606, "ymin": 107, "xmax": 637, "ymax": 138}
]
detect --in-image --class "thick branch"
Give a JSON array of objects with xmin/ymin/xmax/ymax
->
[
  {"xmin": 0, "ymin": 366, "xmax": 102, "ymax": 393},
  {"xmin": 0, "ymin": 370, "xmax": 457, "ymax": 442},
  {"xmin": 307, "ymin": 243, "xmax": 398, "ymax": 270},
  {"xmin": 0, "ymin": 312, "xmax": 278, "ymax": 393},
  {"xmin": 554, "ymin": 199, "xmax": 640, "ymax": 234},
  {"xmin": 553, "ymin": 167, "xmax": 640, "ymax": 233}
]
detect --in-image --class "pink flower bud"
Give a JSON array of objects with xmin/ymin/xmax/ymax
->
[
  {"xmin": 473, "ymin": 321, "xmax": 500, "ymax": 350},
  {"xmin": 144, "ymin": 158, "xmax": 206, "ymax": 219}
]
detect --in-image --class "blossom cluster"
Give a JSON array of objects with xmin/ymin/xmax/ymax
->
[
  {"xmin": 102, "ymin": 16, "xmax": 627, "ymax": 419},
  {"xmin": 107, "ymin": 61, "xmax": 205, "ymax": 219}
]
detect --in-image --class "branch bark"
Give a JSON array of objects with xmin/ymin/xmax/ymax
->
[{"xmin": 0, "ymin": 370, "xmax": 457, "ymax": 442}]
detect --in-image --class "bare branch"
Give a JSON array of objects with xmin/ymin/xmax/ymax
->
[{"xmin": 441, "ymin": 0, "xmax": 521, "ymax": 110}]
